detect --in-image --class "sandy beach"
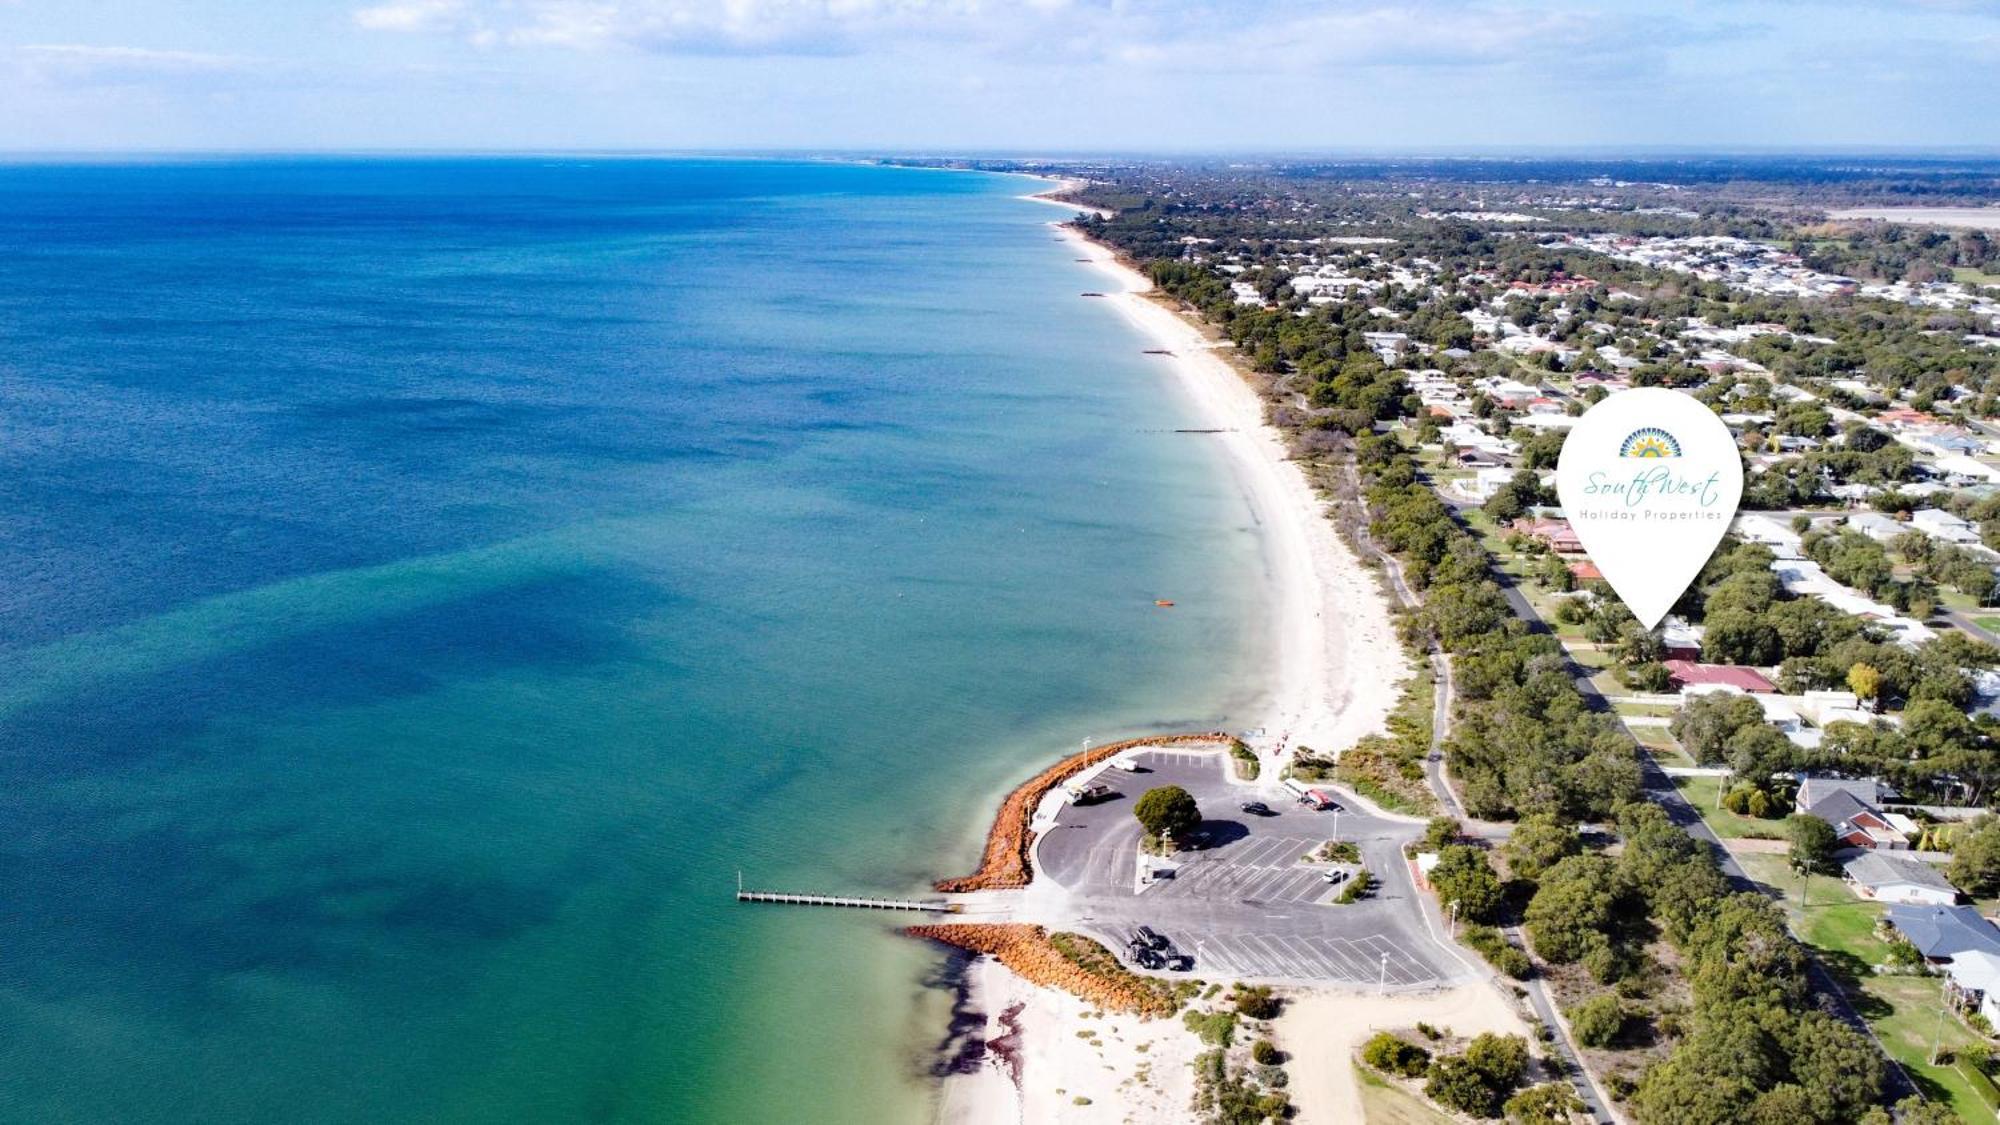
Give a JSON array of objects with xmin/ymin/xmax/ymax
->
[
  {"xmin": 1027, "ymin": 181, "xmax": 1409, "ymax": 765},
  {"xmin": 938, "ymin": 955, "xmax": 1199, "ymax": 1125},
  {"xmin": 1277, "ymin": 983, "xmax": 1534, "ymax": 1123},
  {"xmin": 928, "ymin": 181, "xmax": 1416, "ymax": 1124}
]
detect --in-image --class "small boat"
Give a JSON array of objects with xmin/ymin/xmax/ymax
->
[
  {"xmin": 1155, "ymin": 600, "xmax": 1175, "ymax": 608},
  {"xmin": 1080, "ymin": 292, "xmax": 1106, "ymax": 298}
]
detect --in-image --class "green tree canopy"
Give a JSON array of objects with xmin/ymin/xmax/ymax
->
[{"xmin": 1133, "ymin": 785, "xmax": 1201, "ymax": 841}]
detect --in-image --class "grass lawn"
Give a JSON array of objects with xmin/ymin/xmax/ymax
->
[
  {"xmin": 1955, "ymin": 266, "xmax": 2000, "ymax": 287},
  {"xmin": 1864, "ymin": 974, "xmax": 1999, "ymax": 1123},
  {"xmin": 1355, "ymin": 1065, "xmax": 1455, "ymax": 1125},
  {"xmin": 1671, "ymin": 775, "xmax": 1785, "ymax": 840},
  {"xmin": 1736, "ymin": 854, "xmax": 2000, "ymax": 1123},
  {"xmin": 1939, "ymin": 588, "xmax": 1980, "ymax": 614},
  {"xmin": 1613, "ymin": 703, "xmax": 1680, "ymax": 718},
  {"xmin": 1976, "ymin": 616, "xmax": 2000, "ymax": 635}
]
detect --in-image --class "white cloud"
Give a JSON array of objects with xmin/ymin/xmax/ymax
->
[
  {"xmin": 354, "ymin": 0, "xmax": 468, "ymax": 32},
  {"xmin": 14, "ymin": 44, "xmax": 264, "ymax": 85}
]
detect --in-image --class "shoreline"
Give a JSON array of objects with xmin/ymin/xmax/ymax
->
[
  {"xmin": 927, "ymin": 183, "xmax": 1412, "ymax": 1124},
  {"xmin": 1055, "ymin": 215, "xmax": 1409, "ymax": 763}
]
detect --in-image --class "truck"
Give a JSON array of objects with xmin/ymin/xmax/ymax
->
[
  {"xmin": 1283, "ymin": 778, "xmax": 1339, "ymax": 810},
  {"xmin": 1063, "ymin": 779, "xmax": 1113, "ymax": 806}
]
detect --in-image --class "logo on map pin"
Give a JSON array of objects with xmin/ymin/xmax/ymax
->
[{"xmin": 1555, "ymin": 388, "xmax": 1744, "ymax": 630}]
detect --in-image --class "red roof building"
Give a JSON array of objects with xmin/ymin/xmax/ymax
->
[
  {"xmin": 1664, "ymin": 660, "xmax": 1777, "ymax": 693},
  {"xmin": 1512, "ymin": 517, "xmax": 1583, "ymax": 555},
  {"xmin": 1568, "ymin": 560, "xmax": 1603, "ymax": 581}
]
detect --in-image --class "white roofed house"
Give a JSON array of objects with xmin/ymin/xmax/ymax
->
[
  {"xmin": 1842, "ymin": 851, "xmax": 1959, "ymax": 906},
  {"xmin": 1732, "ymin": 513, "xmax": 1805, "ymax": 560},
  {"xmin": 1845, "ymin": 511, "xmax": 1906, "ymax": 544},
  {"xmin": 1945, "ymin": 950, "xmax": 2000, "ymax": 1030},
  {"xmin": 1910, "ymin": 508, "xmax": 1982, "ymax": 544}
]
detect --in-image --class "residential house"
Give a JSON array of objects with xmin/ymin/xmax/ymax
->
[
  {"xmin": 1664, "ymin": 661, "xmax": 1776, "ymax": 694},
  {"xmin": 1842, "ymin": 852, "xmax": 1959, "ymax": 906},
  {"xmin": 1512, "ymin": 518, "xmax": 1583, "ymax": 555},
  {"xmin": 1797, "ymin": 777, "xmax": 1911, "ymax": 850},
  {"xmin": 1884, "ymin": 903, "xmax": 2000, "ymax": 962},
  {"xmin": 1911, "ymin": 508, "xmax": 1981, "ymax": 545}
]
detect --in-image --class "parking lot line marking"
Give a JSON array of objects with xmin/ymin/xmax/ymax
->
[
  {"xmin": 1202, "ymin": 941, "xmax": 1245, "ymax": 976},
  {"xmin": 1239, "ymin": 867, "xmax": 1294, "ymax": 900},
  {"xmin": 1309, "ymin": 939, "xmax": 1362, "ymax": 980},
  {"xmin": 1240, "ymin": 933, "xmax": 1294, "ymax": 974},
  {"xmin": 1268, "ymin": 935, "xmax": 1336, "ymax": 980},
  {"xmin": 1231, "ymin": 838, "xmax": 1287, "ymax": 867},
  {"xmin": 1279, "ymin": 867, "xmax": 1324, "ymax": 898}
]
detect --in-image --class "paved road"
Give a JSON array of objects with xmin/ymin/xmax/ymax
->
[
  {"xmin": 1469, "ymin": 549, "xmax": 1922, "ymax": 1105},
  {"xmin": 1036, "ymin": 749, "xmax": 1468, "ymax": 991}
]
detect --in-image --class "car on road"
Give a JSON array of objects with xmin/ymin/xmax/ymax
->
[{"xmin": 1239, "ymin": 801, "xmax": 1275, "ymax": 817}]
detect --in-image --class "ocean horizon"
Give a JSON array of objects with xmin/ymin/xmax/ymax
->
[{"xmin": 0, "ymin": 158, "xmax": 1275, "ymax": 1122}]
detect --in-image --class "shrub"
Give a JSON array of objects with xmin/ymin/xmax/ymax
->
[
  {"xmin": 1182, "ymin": 1009, "xmax": 1237, "ymax": 1046},
  {"xmin": 1505, "ymin": 1082, "xmax": 1585, "ymax": 1124},
  {"xmin": 1568, "ymin": 993, "xmax": 1626, "ymax": 1048},
  {"xmin": 1361, "ymin": 1031, "xmax": 1430, "ymax": 1078},
  {"xmin": 1251, "ymin": 1039, "xmax": 1282, "ymax": 1066},
  {"xmin": 1427, "ymin": 1055, "xmax": 1507, "ymax": 1117},
  {"xmin": 1338, "ymin": 868, "xmax": 1375, "ymax": 903},
  {"xmin": 1463, "ymin": 924, "xmax": 1534, "ymax": 979},
  {"xmin": 1234, "ymin": 986, "xmax": 1281, "ymax": 1021},
  {"xmin": 1424, "ymin": 816, "xmax": 1463, "ymax": 851}
]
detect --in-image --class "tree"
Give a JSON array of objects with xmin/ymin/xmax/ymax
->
[
  {"xmin": 1464, "ymin": 1032, "xmax": 1531, "ymax": 1091},
  {"xmin": 1504, "ymin": 1083, "xmax": 1585, "ymax": 1125},
  {"xmin": 1428, "ymin": 1055, "xmax": 1507, "ymax": 1118},
  {"xmin": 1781, "ymin": 1011, "xmax": 1885, "ymax": 1124},
  {"xmin": 1847, "ymin": 662, "xmax": 1882, "ymax": 708},
  {"xmin": 1431, "ymin": 845, "xmax": 1506, "ymax": 922},
  {"xmin": 1504, "ymin": 813, "xmax": 1581, "ymax": 882},
  {"xmin": 1784, "ymin": 814, "xmax": 1839, "ymax": 875},
  {"xmin": 1567, "ymin": 993, "xmax": 1625, "ymax": 1048},
  {"xmin": 1133, "ymin": 785, "xmax": 1201, "ymax": 841},
  {"xmin": 1524, "ymin": 854, "xmax": 1623, "ymax": 966},
  {"xmin": 1949, "ymin": 815, "xmax": 2000, "ymax": 897},
  {"xmin": 1670, "ymin": 693, "xmax": 1766, "ymax": 766}
]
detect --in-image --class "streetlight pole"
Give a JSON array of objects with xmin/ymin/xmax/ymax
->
[
  {"xmin": 1448, "ymin": 900, "xmax": 1460, "ymax": 940},
  {"xmin": 1378, "ymin": 951, "xmax": 1389, "ymax": 996}
]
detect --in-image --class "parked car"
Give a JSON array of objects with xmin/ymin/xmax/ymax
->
[
  {"xmin": 1321, "ymin": 868, "xmax": 1352, "ymax": 885},
  {"xmin": 1110, "ymin": 756, "xmax": 1142, "ymax": 772},
  {"xmin": 1134, "ymin": 926, "xmax": 1169, "ymax": 951},
  {"xmin": 1166, "ymin": 953, "xmax": 1194, "ymax": 972}
]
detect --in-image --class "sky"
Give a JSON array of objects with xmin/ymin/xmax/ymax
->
[{"xmin": 1, "ymin": 0, "xmax": 1996, "ymax": 152}]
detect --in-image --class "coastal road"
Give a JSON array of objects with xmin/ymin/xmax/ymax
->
[
  {"xmin": 1469, "ymin": 548, "xmax": 1921, "ymax": 1104},
  {"xmin": 1386, "ymin": 520, "xmax": 1613, "ymax": 1123}
]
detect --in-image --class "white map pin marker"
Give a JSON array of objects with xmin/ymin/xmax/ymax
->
[{"xmin": 1554, "ymin": 387, "xmax": 1743, "ymax": 630}]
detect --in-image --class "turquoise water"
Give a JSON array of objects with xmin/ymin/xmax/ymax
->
[{"xmin": 0, "ymin": 159, "xmax": 1269, "ymax": 1123}]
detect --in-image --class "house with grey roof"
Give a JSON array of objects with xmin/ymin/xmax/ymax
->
[
  {"xmin": 1795, "ymin": 777, "xmax": 1911, "ymax": 850},
  {"xmin": 1884, "ymin": 904, "xmax": 2000, "ymax": 962},
  {"xmin": 1842, "ymin": 852, "xmax": 1959, "ymax": 906}
]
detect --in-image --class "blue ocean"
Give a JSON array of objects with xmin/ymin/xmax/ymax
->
[{"xmin": 0, "ymin": 158, "xmax": 1268, "ymax": 1123}]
